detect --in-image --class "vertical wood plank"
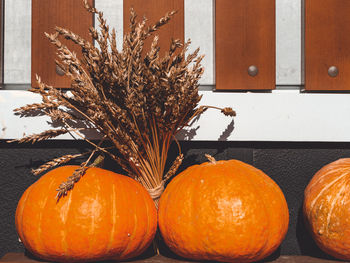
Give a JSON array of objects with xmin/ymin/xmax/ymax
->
[
  {"xmin": 305, "ymin": 0, "xmax": 350, "ymax": 91},
  {"xmin": 32, "ymin": 0, "xmax": 94, "ymax": 88},
  {"xmin": 215, "ymin": 0, "xmax": 275, "ymax": 90},
  {"xmin": 123, "ymin": 0, "xmax": 184, "ymax": 56}
]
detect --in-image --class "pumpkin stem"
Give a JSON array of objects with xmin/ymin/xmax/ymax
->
[{"xmin": 205, "ymin": 154, "xmax": 217, "ymax": 164}]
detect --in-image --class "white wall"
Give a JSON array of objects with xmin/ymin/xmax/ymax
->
[{"xmin": 3, "ymin": 0, "xmax": 348, "ymax": 142}]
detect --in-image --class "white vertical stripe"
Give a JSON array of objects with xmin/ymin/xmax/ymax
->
[
  {"xmin": 185, "ymin": 0, "xmax": 214, "ymax": 85},
  {"xmin": 95, "ymin": 0, "xmax": 123, "ymax": 52},
  {"xmin": 276, "ymin": 0, "xmax": 302, "ymax": 85},
  {"xmin": 4, "ymin": 0, "xmax": 32, "ymax": 84}
]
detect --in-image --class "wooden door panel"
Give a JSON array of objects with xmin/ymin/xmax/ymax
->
[
  {"xmin": 305, "ymin": 0, "xmax": 350, "ymax": 91},
  {"xmin": 123, "ymin": 0, "xmax": 184, "ymax": 57},
  {"xmin": 215, "ymin": 0, "xmax": 275, "ymax": 90},
  {"xmin": 32, "ymin": 0, "xmax": 94, "ymax": 88}
]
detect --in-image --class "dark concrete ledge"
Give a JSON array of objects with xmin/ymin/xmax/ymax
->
[{"xmin": 0, "ymin": 253, "xmax": 347, "ymax": 263}]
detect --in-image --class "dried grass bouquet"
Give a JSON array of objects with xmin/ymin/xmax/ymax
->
[{"xmin": 10, "ymin": 0, "xmax": 235, "ymax": 206}]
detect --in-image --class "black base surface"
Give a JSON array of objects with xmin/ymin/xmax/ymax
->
[
  {"xmin": 2, "ymin": 140, "xmax": 350, "ymax": 259},
  {"xmin": 1, "ymin": 253, "xmax": 348, "ymax": 263}
]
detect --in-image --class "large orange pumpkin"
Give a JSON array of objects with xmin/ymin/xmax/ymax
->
[
  {"xmin": 15, "ymin": 166, "xmax": 157, "ymax": 263},
  {"xmin": 158, "ymin": 157, "xmax": 289, "ymax": 263},
  {"xmin": 304, "ymin": 158, "xmax": 350, "ymax": 260}
]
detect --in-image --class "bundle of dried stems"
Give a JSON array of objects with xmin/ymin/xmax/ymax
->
[{"xmin": 10, "ymin": 0, "xmax": 235, "ymax": 206}]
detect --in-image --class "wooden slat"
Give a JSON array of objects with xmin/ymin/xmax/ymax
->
[
  {"xmin": 305, "ymin": 0, "xmax": 350, "ymax": 91},
  {"xmin": 123, "ymin": 0, "xmax": 184, "ymax": 57},
  {"xmin": 215, "ymin": 0, "xmax": 275, "ymax": 90},
  {"xmin": 31, "ymin": 0, "xmax": 94, "ymax": 88}
]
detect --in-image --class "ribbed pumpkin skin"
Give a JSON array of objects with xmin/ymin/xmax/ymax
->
[
  {"xmin": 15, "ymin": 166, "xmax": 157, "ymax": 263},
  {"xmin": 304, "ymin": 158, "xmax": 350, "ymax": 260},
  {"xmin": 158, "ymin": 159, "xmax": 289, "ymax": 263}
]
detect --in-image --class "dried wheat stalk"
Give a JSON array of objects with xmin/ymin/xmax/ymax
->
[{"xmin": 10, "ymin": 0, "xmax": 235, "ymax": 206}]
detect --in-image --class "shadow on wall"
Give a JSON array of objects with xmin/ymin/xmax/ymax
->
[{"xmin": 176, "ymin": 116, "xmax": 235, "ymax": 141}]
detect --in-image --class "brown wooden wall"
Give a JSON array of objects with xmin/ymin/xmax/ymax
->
[
  {"xmin": 123, "ymin": 0, "xmax": 184, "ymax": 57},
  {"xmin": 215, "ymin": 0, "xmax": 275, "ymax": 90},
  {"xmin": 305, "ymin": 0, "xmax": 350, "ymax": 91},
  {"xmin": 30, "ymin": 1, "xmax": 350, "ymax": 91},
  {"xmin": 31, "ymin": 0, "xmax": 94, "ymax": 88}
]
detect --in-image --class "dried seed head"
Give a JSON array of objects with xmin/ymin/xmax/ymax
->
[
  {"xmin": 221, "ymin": 107, "xmax": 236, "ymax": 117},
  {"xmin": 14, "ymin": 5, "xmax": 235, "ymax": 203}
]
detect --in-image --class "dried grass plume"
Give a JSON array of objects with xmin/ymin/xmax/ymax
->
[{"xmin": 10, "ymin": 0, "xmax": 235, "ymax": 206}]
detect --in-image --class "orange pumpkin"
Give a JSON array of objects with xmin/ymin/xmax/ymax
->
[
  {"xmin": 304, "ymin": 158, "xmax": 350, "ymax": 260},
  {"xmin": 158, "ymin": 157, "xmax": 289, "ymax": 263},
  {"xmin": 15, "ymin": 166, "xmax": 157, "ymax": 263}
]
